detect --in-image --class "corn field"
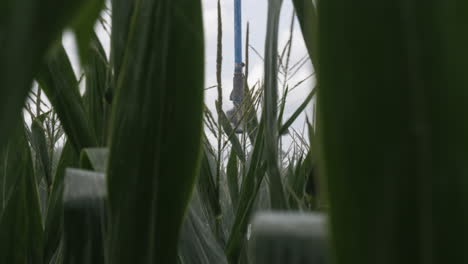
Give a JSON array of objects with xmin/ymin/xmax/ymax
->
[{"xmin": 1, "ymin": 0, "xmax": 467, "ymax": 263}]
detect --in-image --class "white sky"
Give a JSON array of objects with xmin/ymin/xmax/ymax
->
[{"xmin": 63, "ymin": 0, "xmax": 315, "ymax": 146}]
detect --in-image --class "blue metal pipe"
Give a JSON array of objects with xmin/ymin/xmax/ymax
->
[
  {"xmin": 234, "ymin": 0, "xmax": 242, "ymax": 70},
  {"xmin": 230, "ymin": 0, "xmax": 244, "ymax": 111},
  {"xmin": 228, "ymin": 0, "xmax": 245, "ymax": 132}
]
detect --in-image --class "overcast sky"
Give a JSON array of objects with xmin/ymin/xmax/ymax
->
[{"xmin": 63, "ymin": 0, "xmax": 314, "ymax": 140}]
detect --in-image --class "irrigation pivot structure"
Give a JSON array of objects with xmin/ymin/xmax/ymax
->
[{"xmin": 228, "ymin": 0, "xmax": 244, "ymax": 132}]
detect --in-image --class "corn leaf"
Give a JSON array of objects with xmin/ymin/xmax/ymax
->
[
  {"xmin": 277, "ymin": 85, "xmax": 289, "ymax": 130},
  {"xmin": 226, "ymin": 119, "xmax": 267, "ymax": 263},
  {"xmin": 227, "ymin": 149, "xmax": 240, "ymax": 210},
  {"xmin": 43, "ymin": 142, "xmax": 80, "ymax": 263},
  {"xmin": 69, "ymin": 0, "xmax": 105, "ymax": 65},
  {"xmin": 36, "ymin": 45, "xmax": 97, "ymax": 152},
  {"xmin": 198, "ymin": 143, "xmax": 222, "ymax": 227},
  {"xmin": 111, "ymin": 0, "xmax": 135, "ymax": 81},
  {"xmin": 291, "ymin": 0, "xmax": 318, "ymax": 68},
  {"xmin": 0, "ymin": 151, "xmax": 5, "ymax": 214},
  {"xmin": 106, "ymin": 0, "xmax": 205, "ymax": 263},
  {"xmin": 279, "ymin": 85, "xmax": 317, "ymax": 136},
  {"xmin": 179, "ymin": 189, "xmax": 228, "ymax": 264},
  {"xmin": 0, "ymin": 124, "xmax": 43, "ymax": 264},
  {"xmin": 84, "ymin": 33, "xmax": 110, "ymax": 146},
  {"xmin": 264, "ymin": 0, "xmax": 287, "ymax": 210},
  {"xmin": 0, "ymin": 0, "xmax": 103, "ymax": 156},
  {"xmin": 320, "ymin": 1, "xmax": 468, "ymax": 263},
  {"xmin": 31, "ymin": 118, "xmax": 53, "ymax": 188}
]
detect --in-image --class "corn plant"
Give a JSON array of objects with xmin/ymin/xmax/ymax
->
[{"xmin": 318, "ymin": 0, "xmax": 468, "ymax": 264}]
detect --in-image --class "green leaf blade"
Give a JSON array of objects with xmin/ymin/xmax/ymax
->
[{"xmin": 106, "ymin": 1, "xmax": 205, "ymax": 263}]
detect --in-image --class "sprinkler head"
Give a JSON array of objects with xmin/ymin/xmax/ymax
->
[
  {"xmin": 229, "ymin": 65, "xmax": 245, "ymax": 133},
  {"xmin": 226, "ymin": 106, "xmax": 243, "ymax": 134}
]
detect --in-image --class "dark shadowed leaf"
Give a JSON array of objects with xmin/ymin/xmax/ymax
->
[
  {"xmin": 84, "ymin": 33, "xmax": 110, "ymax": 146},
  {"xmin": 31, "ymin": 117, "xmax": 53, "ymax": 188},
  {"xmin": 43, "ymin": 142, "xmax": 80, "ymax": 264},
  {"xmin": 37, "ymin": 45, "xmax": 97, "ymax": 152},
  {"xmin": 198, "ymin": 143, "xmax": 222, "ymax": 228},
  {"xmin": 227, "ymin": 149, "xmax": 240, "ymax": 209},
  {"xmin": 0, "ymin": 0, "xmax": 103, "ymax": 156},
  {"xmin": 69, "ymin": 0, "xmax": 105, "ymax": 65},
  {"xmin": 320, "ymin": 0, "xmax": 468, "ymax": 263},
  {"xmin": 106, "ymin": 1, "xmax": 205, "ymax": 263},
  {"xmin": 0, "ymin": 124, "xmax": 43, "ymax": 264},
  {"xmin": 111, "ymin": 0, "xmax": 135, "ymax": 82}
]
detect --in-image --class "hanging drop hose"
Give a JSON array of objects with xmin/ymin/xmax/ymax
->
[{"xmin": 227, "ymin": 0, "xmax": 244, "ymax": 133}]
